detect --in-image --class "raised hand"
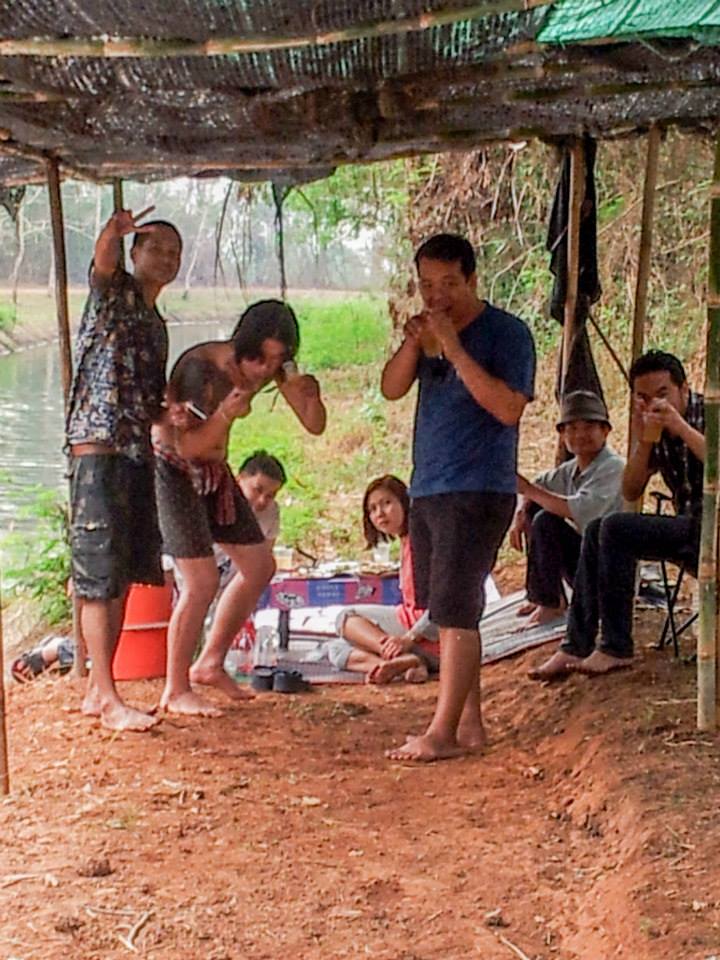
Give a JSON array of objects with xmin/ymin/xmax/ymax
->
[
  {"xmin": 105, "ymin": 205, "xmax": 156, "ymax": 238},
  {"xmin": 219, "ymin": 386, "xmax": 252, "ymax": 422}
]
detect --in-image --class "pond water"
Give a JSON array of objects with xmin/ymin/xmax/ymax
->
[{"xmin": 0, "ymin": 319, "xmax": 230, "ymax": 543}]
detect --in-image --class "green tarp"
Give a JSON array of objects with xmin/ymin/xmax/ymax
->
[{"xmin": 538, "ymin": 0, "xmax": 720, "ymax": 45}]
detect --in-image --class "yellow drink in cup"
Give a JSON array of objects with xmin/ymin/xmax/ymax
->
[
  {"xmin": 418, "ymin": 329, "xmax": 442, "ymax": 358},
  {"xmin": 642, "ymin": 415, "xmax": 663, "ymax": 444}
]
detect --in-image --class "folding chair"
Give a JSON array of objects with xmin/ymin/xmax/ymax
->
[{"xmin": 649, "ymin": 491, "xmax": 698, "ymax": 657}]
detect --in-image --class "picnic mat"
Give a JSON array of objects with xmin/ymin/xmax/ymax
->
[{"xmin": 258, "ymin": 591, "xmax": 566, "ymax": 684}]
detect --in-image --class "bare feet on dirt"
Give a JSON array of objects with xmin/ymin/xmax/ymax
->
[
  {"xmin": 527, "ymin": 650, "xmax": 583, "ymax": 681},
  {"xmin": 368, "ymin": 653, "xmax": 422, "ymax": 684},
  {"xmin": 386, "ymin": 733, "xmax": 467, "ymax": 763},
  {"xmin": 520, "ymin": 604, "xmax": 566, "ymax": 630},
  {"xmin": 189, "ymin": 665, "xmax": 255, "ymax": 701},
  {"xmin": 82, "ymin": 695, "xmax": 159, "ymax": 732},
  {"xmin": 160, "ymin": 690, "xmax": 223, "ymax": 718},
  {"xmin": 571, "ymin": 649, "xmax": 633, "ymax": 675},
  {"xmin": 403, "ymin": 663, "xmax": 429, "ymax": 684},
  {"xmin": 81, "ymin": 690, "xmax": 102, "ymax": 717},
  {"xmin": 456, "ymin": 719, "xmax": 487, "ymax": 753}
]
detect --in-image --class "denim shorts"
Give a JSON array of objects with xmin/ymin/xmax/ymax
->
[{"xmin": 69, "ymin": 454, "xmax": 163, "ymax": 601}]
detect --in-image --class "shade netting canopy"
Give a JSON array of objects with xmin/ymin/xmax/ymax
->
[{"xmin": 0, "ymin": 0, "xmax": 718, "ymax": 185}]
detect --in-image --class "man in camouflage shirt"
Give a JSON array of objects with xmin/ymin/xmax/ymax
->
[{"xmin": 66, "ymin": 207, "xmax": 182, "ymax": 731}]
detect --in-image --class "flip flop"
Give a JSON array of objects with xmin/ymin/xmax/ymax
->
[{"xmin": 11, "ymin": 650, "xmax": 47, "ymax": 683}]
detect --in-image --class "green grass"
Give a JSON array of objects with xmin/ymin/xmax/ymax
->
[{"xmin": 0, "ymin": 302, "xmax": 17, "ymax": 333}]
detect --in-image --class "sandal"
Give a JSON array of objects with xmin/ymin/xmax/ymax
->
[
  {"xmin": 272, "ymin": 669, "xmax": 310, "ymax": 694},
  {"xmin": 11, "ymin": 650, "xmax": 47, "ymax": 683}
]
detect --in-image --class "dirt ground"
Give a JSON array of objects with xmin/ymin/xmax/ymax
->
[{"xmin": 2, "ymin": 603, "xmax": 720, "ymax": 960}]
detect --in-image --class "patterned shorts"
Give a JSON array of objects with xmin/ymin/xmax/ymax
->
[
  {"xmin": 69, "ymin": 454, "xmax": 163, "ymax": 601},
  {"xmin": 155, "ymin": 457, "xmax": 264, "ymax": 559}
]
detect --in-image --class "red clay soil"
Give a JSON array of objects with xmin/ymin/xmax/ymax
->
[{"xmin": 2, "ymin": 613, "xmax": 720, "ymax": 960}]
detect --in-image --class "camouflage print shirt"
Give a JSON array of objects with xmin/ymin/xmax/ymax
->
[{"xmin": 66, "ymin": 268, "xmax": 169, "ymax": 462}]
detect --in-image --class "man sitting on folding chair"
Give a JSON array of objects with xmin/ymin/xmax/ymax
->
[{"xmin": 529, "ymin": 350, "xmax": 704, "ymax": 680}]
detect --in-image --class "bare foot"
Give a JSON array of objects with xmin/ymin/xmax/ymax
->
[
  {"xmin": 457, "ymin": 720, "xmax": 487, "ymax": 753},
  {"xmin": 517, "ymin": 600, "xmax": 537, "ymax": 617},
  {"xmin": 527, "ymin": 650, "xmax": 583, "ymax": 681},
  {"xmin": 160, "ymin": 690, "xmax": 223, "ymax": 718},
  {"xmin": 98, "ymin": 702, "xmax": 159, "ymax": 732},
  {"xmin": 81, "ymin": 689, "xmax": 102, "ymax": 717},
  {"xmin": 571, "ymin": 649, "xmax": 633, "ymax": 676},
  {"xmin": 403, "ymin": 663, "xmax": 429, "ymax": 684},
  {"xmin": 189, "ymin": 664, "xmax": 255, "ymax": 701},
  {"xmin": 522, "ymin": 604, "xmax": 565, "ymax": 629},
  {"xmin": 368, "ymin": 653, "xmax": 422, "ymax": 685},
  {"xmin": 386, "ymin": 733, "xmax": 466, "ymax": 763}
]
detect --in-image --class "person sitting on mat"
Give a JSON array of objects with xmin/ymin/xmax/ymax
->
[
  {"xmin": 326, "ymin": 475, "xmax": 439, "ymax": 684},
  {"xmin": 510, "ymin": 390, "xmax": 624, "ymax": 628}
]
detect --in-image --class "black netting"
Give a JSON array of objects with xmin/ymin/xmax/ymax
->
[{"xmin": 0, "ymin": 2, "xmax": 717, "ymax": 185}]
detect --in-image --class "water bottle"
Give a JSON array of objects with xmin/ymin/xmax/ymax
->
[
  {"xmin": 253, "ymin": 625, "xmax": 279, "ymax": 668},
  {"xmin": 224, "ymin": 647, "xmax": 243, "ymax": 679}
]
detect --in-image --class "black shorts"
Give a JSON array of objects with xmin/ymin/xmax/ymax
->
[
  {"xmin": 410, "ymin": 491, "xmax": 515, "ymax": 630},
  {"xmin": 155, "ymin": 457, "xmax": 264, "ymax": 559},
  {"xmin": 69, "ymin": 454, "xmax": 164, "ymax": 601}
]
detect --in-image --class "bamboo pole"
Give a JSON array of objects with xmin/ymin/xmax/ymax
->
[
  {"xmin": 47, "ymin": 160, "xmax": 73, "ymax": 403},
  {"xmin": 626, "ymin": 125, "xmax": 661, "ymax": 466},
  {"xmin": 47, "ymin": 160, "xmax": 88, "ymax": 679},
  {"xmin": 113, "ymin": 179, "xmax": 125, "ymax": 269},
  {"xmin": 697, "ymin": 135, "xmax": 720, "ymax": 732},
  {"xmin": 555, "ymin": 140, "xmax": 585, "ymax": 464},
  {"xmin": 0, "ymin": 2, "xmax": 552, "ymax": 58},
  {"xmin": 560, "ymin": 139, "xmax": 584, "ymax": 393},
  {"xmin": 0, "ymin": 574, "xmax": 9, "ymax": 794}
]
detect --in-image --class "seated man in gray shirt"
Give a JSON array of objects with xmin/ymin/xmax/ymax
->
[{"xmin": 510, "ymin": 390, "xmax": 624, "ymax": 629}]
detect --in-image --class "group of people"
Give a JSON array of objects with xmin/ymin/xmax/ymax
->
[{"xmin": 60, "ymin": 206, "xmax": 705, "ymax": 762}]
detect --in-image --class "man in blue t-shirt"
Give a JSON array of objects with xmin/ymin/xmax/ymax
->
[{"xmin": 381, "ymin": 233, "xmax": 536, "ymax": 762}]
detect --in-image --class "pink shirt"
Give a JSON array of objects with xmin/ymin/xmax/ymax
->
[{"xmin": 396, "ymin": 537, "xmax": 438, "ymax": 658}]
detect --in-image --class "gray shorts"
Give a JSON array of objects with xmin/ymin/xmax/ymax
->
[{"xmin": 327, "ymin": 604, "xmax": 439, "ymax": 672}]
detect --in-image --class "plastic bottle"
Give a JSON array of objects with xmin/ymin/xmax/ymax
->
[
  {"xmin": 224, "ymin": 647, "xmax": 243, "ymax": 679},
  {"xmin": 253, "ymin": 624, "xmax": 279, "ymax": 668}
]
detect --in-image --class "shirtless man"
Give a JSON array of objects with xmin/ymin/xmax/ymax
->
[
  {"xmin": 66, "ymin": 207, "xmax": 182, "ymax": 731},
  {"xmin": 153, "ymin": 299, "xmax": 326, "ymax": 716}
]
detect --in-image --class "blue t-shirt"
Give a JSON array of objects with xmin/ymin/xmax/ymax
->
[{"xmin": 409, "ymin": 303, "xmax": 535, "ymax": 497}]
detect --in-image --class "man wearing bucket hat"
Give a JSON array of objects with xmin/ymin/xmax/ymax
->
[
  {"xmin": 512, "ymin": 390, "xmax": 624, "ymax": 629},
  {"xmin": 153, "ymin": 300, "xmax": 326, "ymax": 717},
  {"xmin": 529, "ymin": 350, "xmax": 705, "ymax": 680}
]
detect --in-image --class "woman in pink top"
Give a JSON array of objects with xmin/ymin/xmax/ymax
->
[{"xmin": 328, "ymin": 475, "xmax": 439, "ymax": 683}]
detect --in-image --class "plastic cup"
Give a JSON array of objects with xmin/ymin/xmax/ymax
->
[
  {"xmin": 282, "ymin": 360, "xmax": 299, "ymax": 380},
  {"xmin": 419, "ymin": 328, "xmax": 443, "ymax": 358},
  {"xmin": 642, "ymin": 417, "xmax": 663, "ymax": 444},
  {"xmin": 273, "ymin": 545, "xmax": 295, "ymax": 571}
]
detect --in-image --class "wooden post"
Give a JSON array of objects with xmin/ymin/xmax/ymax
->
[
  {"xmin": 47, "ymin": 160, "xmax": 88, "ymax": 678},
  {"xmin": 697, "ymin": 135, "xmax": 720, "ymax": 732},
  {"xmin": 113, "ymin": 179, "xmax": 125, "ymax": 269},
  {"xmin": 555, "ymin": 140, "xmax": 584, "ymax": 463},
  {"xmin": 46, "ymin": 159, "xmax": 73, "ymax": 403},
  {"xmin": 0, "ymin": 578, "xmax": 9, "ymax": 795},
  {"xmin": 626, "ymin": 125, "xmax": 661, "ymax": 462},
  {"xmin": 560, "ymin": 139, "xmax": 584, "ymax": 393}
]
